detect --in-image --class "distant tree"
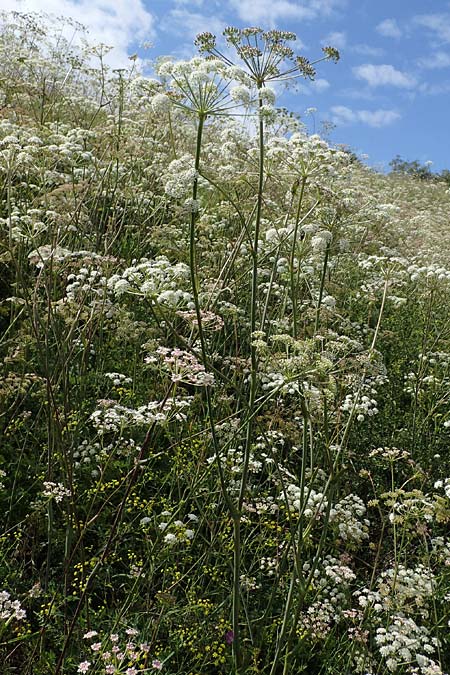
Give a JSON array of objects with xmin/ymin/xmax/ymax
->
[
  {"xmin": 438, "ymin": 169, "xmax": 450, "ymax": 187},
  {"xmin": 389, "ymin": 155, "xmax": 434, "ymax": 180}
]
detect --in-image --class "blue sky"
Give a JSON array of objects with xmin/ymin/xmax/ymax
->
[{"xmin": 7, "ymin": 0, "xmax": 450, "ymax": 172}]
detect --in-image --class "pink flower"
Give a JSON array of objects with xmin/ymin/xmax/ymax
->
[
  {"xmin": 77, "ymin": 662, "xmax": 91, "ymax": 674},
  {"xmin": 152, "ymin": 659, "xmax": 163, "ymax": 670},
  {"xmin": 83, "ymin": 631, "xmax": 98, "ymax": 640},
  {"xmin": 225, "ymin": 630, "xmax": 234, "ymax": 645}
]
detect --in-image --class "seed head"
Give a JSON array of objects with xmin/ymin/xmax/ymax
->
[
  {"xmin": 194, "ymin": 32, "xmax": 216, "ymax": 53},
  {"xmin": 296, "ymin": 56, "xmax": 316, "ymax": 80},
  {"xmin": 322, "ymin": 46, "xmax": 340, "ymax": 63}
]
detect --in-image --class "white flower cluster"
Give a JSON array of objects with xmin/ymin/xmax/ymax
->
[
  {"xmin": 0, "ymin": 121, "xmax": 45, "ymax": 171},
  {"xmin": 353, "ymin": 587, "xmax": 384, "ymax": 612},
  {"xmin": 340, "ymin": 391, "xmax": 379, "ymax": 422},
  {"xmin": 107, "ymin": 257, "xmax": 193, "ymax": 309},
  {"xmin": 210, "ymin": 446, "xmax": 259, "ymax": 472},
  {"xmin": 369, "ymin": 446, "xmax": 410, "ymax": 462},
  {"xmin": 379, "ymin": 564, "xmax": 434, "ymax": 615},
  {"xmin": 90, "ymin": 398, "xmax": 192, "ymax": 434},
  {"xmin": 408, "ymin": 262, "xmax": 450, "ymax": 283},
  {"xmin": 28, "ymin": 244, "xmax": 73, "ymax": 268},
  {"xmin": 329, "ymin": 493, "xmax": 370, "ymax": 544},
  {"xmin": 155, "ymin": 56, "xmax": 253, "ymax": 118},
  {"xmin": 208, "ymin": 442, "xmax": 276, "ymax": 496},
  {"xmin": 42, "ymin": 481, "xmax": 71, "ymax": 502},
  {"xmin": 419, "ymin": 350, "xmax": 450, "ymax": 370},
  {"xmin": 150, "ymin": 92, "xmax": 171, "ymax": 114},
  {"xmin": 311, "ymin": 229, "xmax": 333, "ymax": 252},
  {"xmin": 177, "ymin": 309, "xmax": 224, "ymax": 332},
  {"xmin": 151, "ymin": 346, "xmax": 215, "ymax": 386},
  {"xmin": 104, "ymin": 372, "xmax": 133, "ymax": 386},
  {"xmin": 260, "ymin": 370, "xmax": 301, "ymax": 396},
  {"xmin": 375, "ymin": 615, "xmax": 440, "ymax": 673},
  {"xmin": 230, "ymin": 84, "xmax": 252, "ymax": 105},
  {"xmin": 240, "ymin": 574, "xmax": 260, "ymax": 591},
  {"xmin": 430, "ymin": 536, "xmax": 450, "ymax": 566},
  {"xmin": 265, "ymin": 132, "xmax": 349, "ymax": 182},
  {"xmin": 260, "ymin": 556, "xmax": 278, "ymax": 576},
  {"xmin": 162, "ymin": 154, "xmax": 198, "ymax": 199},
  {"xmin": 80, "ymin": 627, "xmax": 162, "ymax": 673},
  {"xmin": 73, "ymin": 438, "xmax": 137, "ymax": 475},
  {"xmin": 242, "ymin": 496, "xmax": 278, "ymax": 515},
  {"xmin": 0, "ymin": 469, "xmax": 5, "ymax": 490},
  {"xmin": 433, "ymin": 478, "xmax": 450, "ymax": 499},
  {"xmin": 280, "ymin": 483, "xmax": 328, "ymax": 519},
  {"xmin": 158, "ymin": 511, "xmax": 197, "ymax": 546},
  {"xmin": 66, "ymin": 268, "xmax": 107, "ymax": 303},
  {"xmin": 258, "ymin": 104, "xmax": 277, "ymax": 123},
  {"xmin": 302, "ymin": 555, "xmax": 355, "ymax": 638},
  {"xmin": 0, "ymin": 590, "xmax": 26, "ymax": 621}
]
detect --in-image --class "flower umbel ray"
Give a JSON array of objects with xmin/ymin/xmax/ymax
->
[{"xmin": 195, "ymin": 27, "xmax": 340, "ymax": 88}]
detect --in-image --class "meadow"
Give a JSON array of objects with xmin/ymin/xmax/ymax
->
[{"xmin": 1, "ymin": 12, "xmax": 450, "ymax": 675}]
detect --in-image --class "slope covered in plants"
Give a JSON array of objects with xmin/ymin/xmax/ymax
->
[{"xmin": 1, "ymin": 12, "xmax": 450, "ymax": 675}]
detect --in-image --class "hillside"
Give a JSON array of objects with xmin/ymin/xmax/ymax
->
[{"xmin": 1, "ymin": 13, "xmax": 450, "ymax": 675}]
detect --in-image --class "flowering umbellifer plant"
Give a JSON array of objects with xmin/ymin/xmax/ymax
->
[
  {"xmin": 195, "ymin": 27, "xmax": 339, "ymax": 89},
  {"xmin": 185, "ymin": 26, "xmax": 341, "ymax": 674}
]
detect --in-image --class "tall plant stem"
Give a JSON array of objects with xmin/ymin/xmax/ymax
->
[
  {"xmin": 314, "ymin": 242, "xmax": 330, "ymax": 334},
  {"xmin": 239, "ymin": 95, "xmax": 265, "ymax": 511},
  {"xmin": 189, "ymin": 113, "xmax": 241, "ymax": 668},
  {"xmin": 231, "ymin": 94, "xmax": 265, "ymax": 673},
  {"xmin": 290, "ymin": 175, "xmax": 307, "ymax": 339}
]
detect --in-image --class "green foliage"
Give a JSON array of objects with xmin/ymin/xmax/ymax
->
[
  {"xmin": 390, "ymin": 154, "xmax": 450, "ymax": 185},
  {"xmin": 1, "ymin": 11, "xmax": 450, "ymax": 675}
]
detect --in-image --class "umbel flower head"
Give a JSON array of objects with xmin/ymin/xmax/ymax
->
[
  {"xmin": 154, "ymin": 55, "xmax": 255, "ymax": 117},
  {"xmin": 195, "ymin": 27, "xmax": 340, "ymax": 88}
]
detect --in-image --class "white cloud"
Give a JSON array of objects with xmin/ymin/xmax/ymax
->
[
  {"xmin": 414, "ymin": 13, "xmax": 450, "ymax": 43},
  {"xmin": 376, "ymin": 18, "xmax": 402, "ymax": 39},
  {"xmin": 357, "ymin": 109, "xmax": 401, "ymax": 127},
  {"xmin": 172, "ymin": 0, "xmax": 206, "ymax": 5},
  {"xmin": 2, "ymin": 0, "xmax": 154, "ymax": 68},
  {"xmin": 311, "ymin": 77, "xmax": 330, "ymax": 92},
  {"xmin": 418, "ymin": 51, "xmax": 450, "ymax": 69},
  {"xmin": 352, "ymin": 44, "xmax": 385, "ymax": 57},
  {"xmin": 353, "ymin": 64, "xmax": 417, "ymax": 88},
  {"xmin": 330, "ymin": 105, "xmax": 400, "ymax": 128},
  {"xmin": 330, "ymin": 105, "xmax": 356, "ymax": 124},
  {"xmin": 164, "ymin": 9, "xmax": 224, "ymax": 40},
  {"xmin": 321, "ymin": 31, "xmax": 346, "ymax": 49},
  {"xmin": 418, "ymin": 80, "xmax": 450, "ymax": 95},
  {"xmin": 228, "ymin": 0, "xmax": 345, "ymax": 26}
]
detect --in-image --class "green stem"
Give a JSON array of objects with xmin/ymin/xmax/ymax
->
[
  {"xmin": 189, "ymin": 113, "xmax": 241, "ymax": 669},
  {"xmin": 239, "ymin": 94, "xmax": 265, "ymax": 510},
  {"xmin": 290, "ymin": 176, "xmax": 307, "ymax": 339},
  {"xmin": 234, "ymin": 94, "xmax": 265, "ymax": 673},
  {"xmin": 167, "ymin": 109, "xmax": 177, "ymax": 160},
  {"xmin": 314, "ymin": 242, "xmax": 330, "ymax": 334}
]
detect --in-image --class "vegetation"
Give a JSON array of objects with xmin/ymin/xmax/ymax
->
[
  {"xmin": 389, "ymin": 155, "xmax": 450, "ymax": 185},
  {"xmin": 1, "ymin": 11, "xmax": 450, "ymax": 675}
]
